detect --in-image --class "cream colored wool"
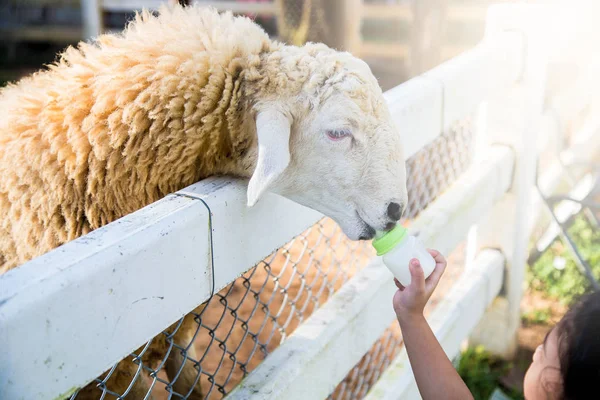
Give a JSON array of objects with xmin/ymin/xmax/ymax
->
[
  {"xmin": 0, "ymin": 6, "xmax": 267, "ymax": 272},
  {"xmin": 0, "ymin": 5, "xmax": 394, "ymax": 399}
]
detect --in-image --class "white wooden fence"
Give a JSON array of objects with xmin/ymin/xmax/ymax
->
[{"xmin": 1, "ymin": 2, "xmax": 599, "ymax": 399}]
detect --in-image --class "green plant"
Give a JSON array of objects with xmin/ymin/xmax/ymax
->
[
  {"xmin": 528, "ymin": 215, "xmax": 600, "ymax": 305},
  {"xmin": 521, "ymin": 307, "xmax": 552, "ymax": 325},
  {"xmin": 456, "ymin": 345, "xmax": 524, "ymax": 400}
]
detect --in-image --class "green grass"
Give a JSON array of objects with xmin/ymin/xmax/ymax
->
[
  {"xmin": 456, "ymin": 346, "xmax": 525, "ymax": 400},
  {"xmin": 527, "ymin": 215, "xmax": 600, "ymax": 305},
  {"xmin": 521, "ymin": 307, "xmax": 552, "ymax": 325}
]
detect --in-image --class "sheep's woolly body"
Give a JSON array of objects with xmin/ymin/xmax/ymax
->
[{"xmin": 0, "ymin": 8, "xmax": 278, "ymax": 271}]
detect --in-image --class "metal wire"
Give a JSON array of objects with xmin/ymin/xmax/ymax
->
[{"xmin": 171, "ymin": 193, "xmax": 217, "ymax": 299}]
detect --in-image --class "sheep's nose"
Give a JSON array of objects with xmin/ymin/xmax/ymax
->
[{"xmin": 387, "ymin": 202, "xmax": 402, "ymax": 221}]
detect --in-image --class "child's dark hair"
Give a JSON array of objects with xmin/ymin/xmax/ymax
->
[{"xmin": 555, "ymin": 290, "xmax": 600, "ymax": 400}]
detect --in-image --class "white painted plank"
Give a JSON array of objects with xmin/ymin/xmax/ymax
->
[
  {"xmin": 408, "ymin": 146, "xmax": 514, "ymax": 256},
  {"xmin": 387, "ymin": 31, "xmax": 523, "ymax": 158},
  {"xmin": 422, "ymin": 31, "xmax": 524, "ymax": 131},
  {"xmin": 0, "ymin": 178, "xmax": 321, "ymax": 400},
  {"xmin": 383, "ymin": 77, "xmax": 443, "ymax": 159},
  {"xmin": 0, "ymin": 194, "xmax": 205, "ymax": 400},
  {"xmin": 364, "ymin": 249, "xmax": 506, "ymax": 400},
  {"xmin": 496, "ymin": 4, "xmax": 548, "ymax": 347},
  {"xmin": 226, "ymin": 145, "xmax": 514, "ymax": 400}
]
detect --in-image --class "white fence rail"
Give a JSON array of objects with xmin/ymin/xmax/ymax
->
[{"xmin": 1, "ymin": 2, "xmax": 599, "ymax": 400}]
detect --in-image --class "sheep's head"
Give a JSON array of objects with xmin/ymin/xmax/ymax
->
[{"xmin": 247, "ymin": 45, "xmax": 407, "ymax": 241}]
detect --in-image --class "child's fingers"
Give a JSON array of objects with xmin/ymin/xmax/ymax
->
[
  {"xmin": 427, "ymin": 249, "xmax": 447, "ymax": 269},
  {"xmin": 394, "ymin": 278, "xmax": 405, "ymax": 291},
  {"xmin": 425, "ymin": 261, "xmax": 446, "ymax": 290},
  {"xmin": 409, "ymin": 259, "xmax": 425, "ymax": 292},
  {"xmin": 427, "ymin": 248, "xmax": 440, "ymax": 258}
]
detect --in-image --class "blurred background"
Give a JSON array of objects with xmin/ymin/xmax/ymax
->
[
  {"xmin": 1, "ymin": 0, "xmax": 526, "ymax": 89},
  {"xmin": 1, "ymin": 1, "xmax": 598, "ymax": 399}
]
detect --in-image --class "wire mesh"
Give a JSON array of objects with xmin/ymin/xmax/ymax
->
[
  {"xmin": 404, "ymin": 116, "xmax": 475, "ymax": 220},
  {"xmin": 69, "ymin": 113, "xmax": 475, "ymax": 400}
]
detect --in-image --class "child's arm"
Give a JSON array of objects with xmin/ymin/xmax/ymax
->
[{"xmin": 392, "ymin": 250, "xmax": 474, "ymax": 400}]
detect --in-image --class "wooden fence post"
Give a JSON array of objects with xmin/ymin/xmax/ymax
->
[{"xmin": 467, "ymin": 3, "xmax": 550, "ymax": 357}]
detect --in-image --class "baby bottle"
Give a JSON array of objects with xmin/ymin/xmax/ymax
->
[{"xmin": 372, "ymin": 225, "xmax": 436, "ymax": 286}]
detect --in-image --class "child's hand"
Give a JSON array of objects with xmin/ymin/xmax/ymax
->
[{"xmin": 392, "ymin": 249, "xmax": 447, "ymax": 324}]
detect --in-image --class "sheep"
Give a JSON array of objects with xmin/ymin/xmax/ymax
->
[{"xmin": 0, "ymin": 4, "xmax": 408, "ymax": 399}]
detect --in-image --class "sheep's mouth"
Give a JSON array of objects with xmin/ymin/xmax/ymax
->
[{"xmin": 356, "ymin": 213, "xmax": 376, "ymax": 241}]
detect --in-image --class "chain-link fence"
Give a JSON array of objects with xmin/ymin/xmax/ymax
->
[{"xmin": 69, "ymin": 113, "xmax": 476, "ymax": 399}]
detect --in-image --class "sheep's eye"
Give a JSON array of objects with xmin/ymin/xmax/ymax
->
[{"xmin": 326, "ymin": 129, "xmax": 352, "ymax": 141}]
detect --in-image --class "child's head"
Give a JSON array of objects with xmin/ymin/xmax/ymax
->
[{"xmin": 524, "ymin": 290, "xmax": 600, "ymax": 400}]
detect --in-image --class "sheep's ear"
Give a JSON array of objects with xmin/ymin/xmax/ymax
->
[{"xmin": 247, "ymin": 108, "xmax": 291, "ymax": 207}]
